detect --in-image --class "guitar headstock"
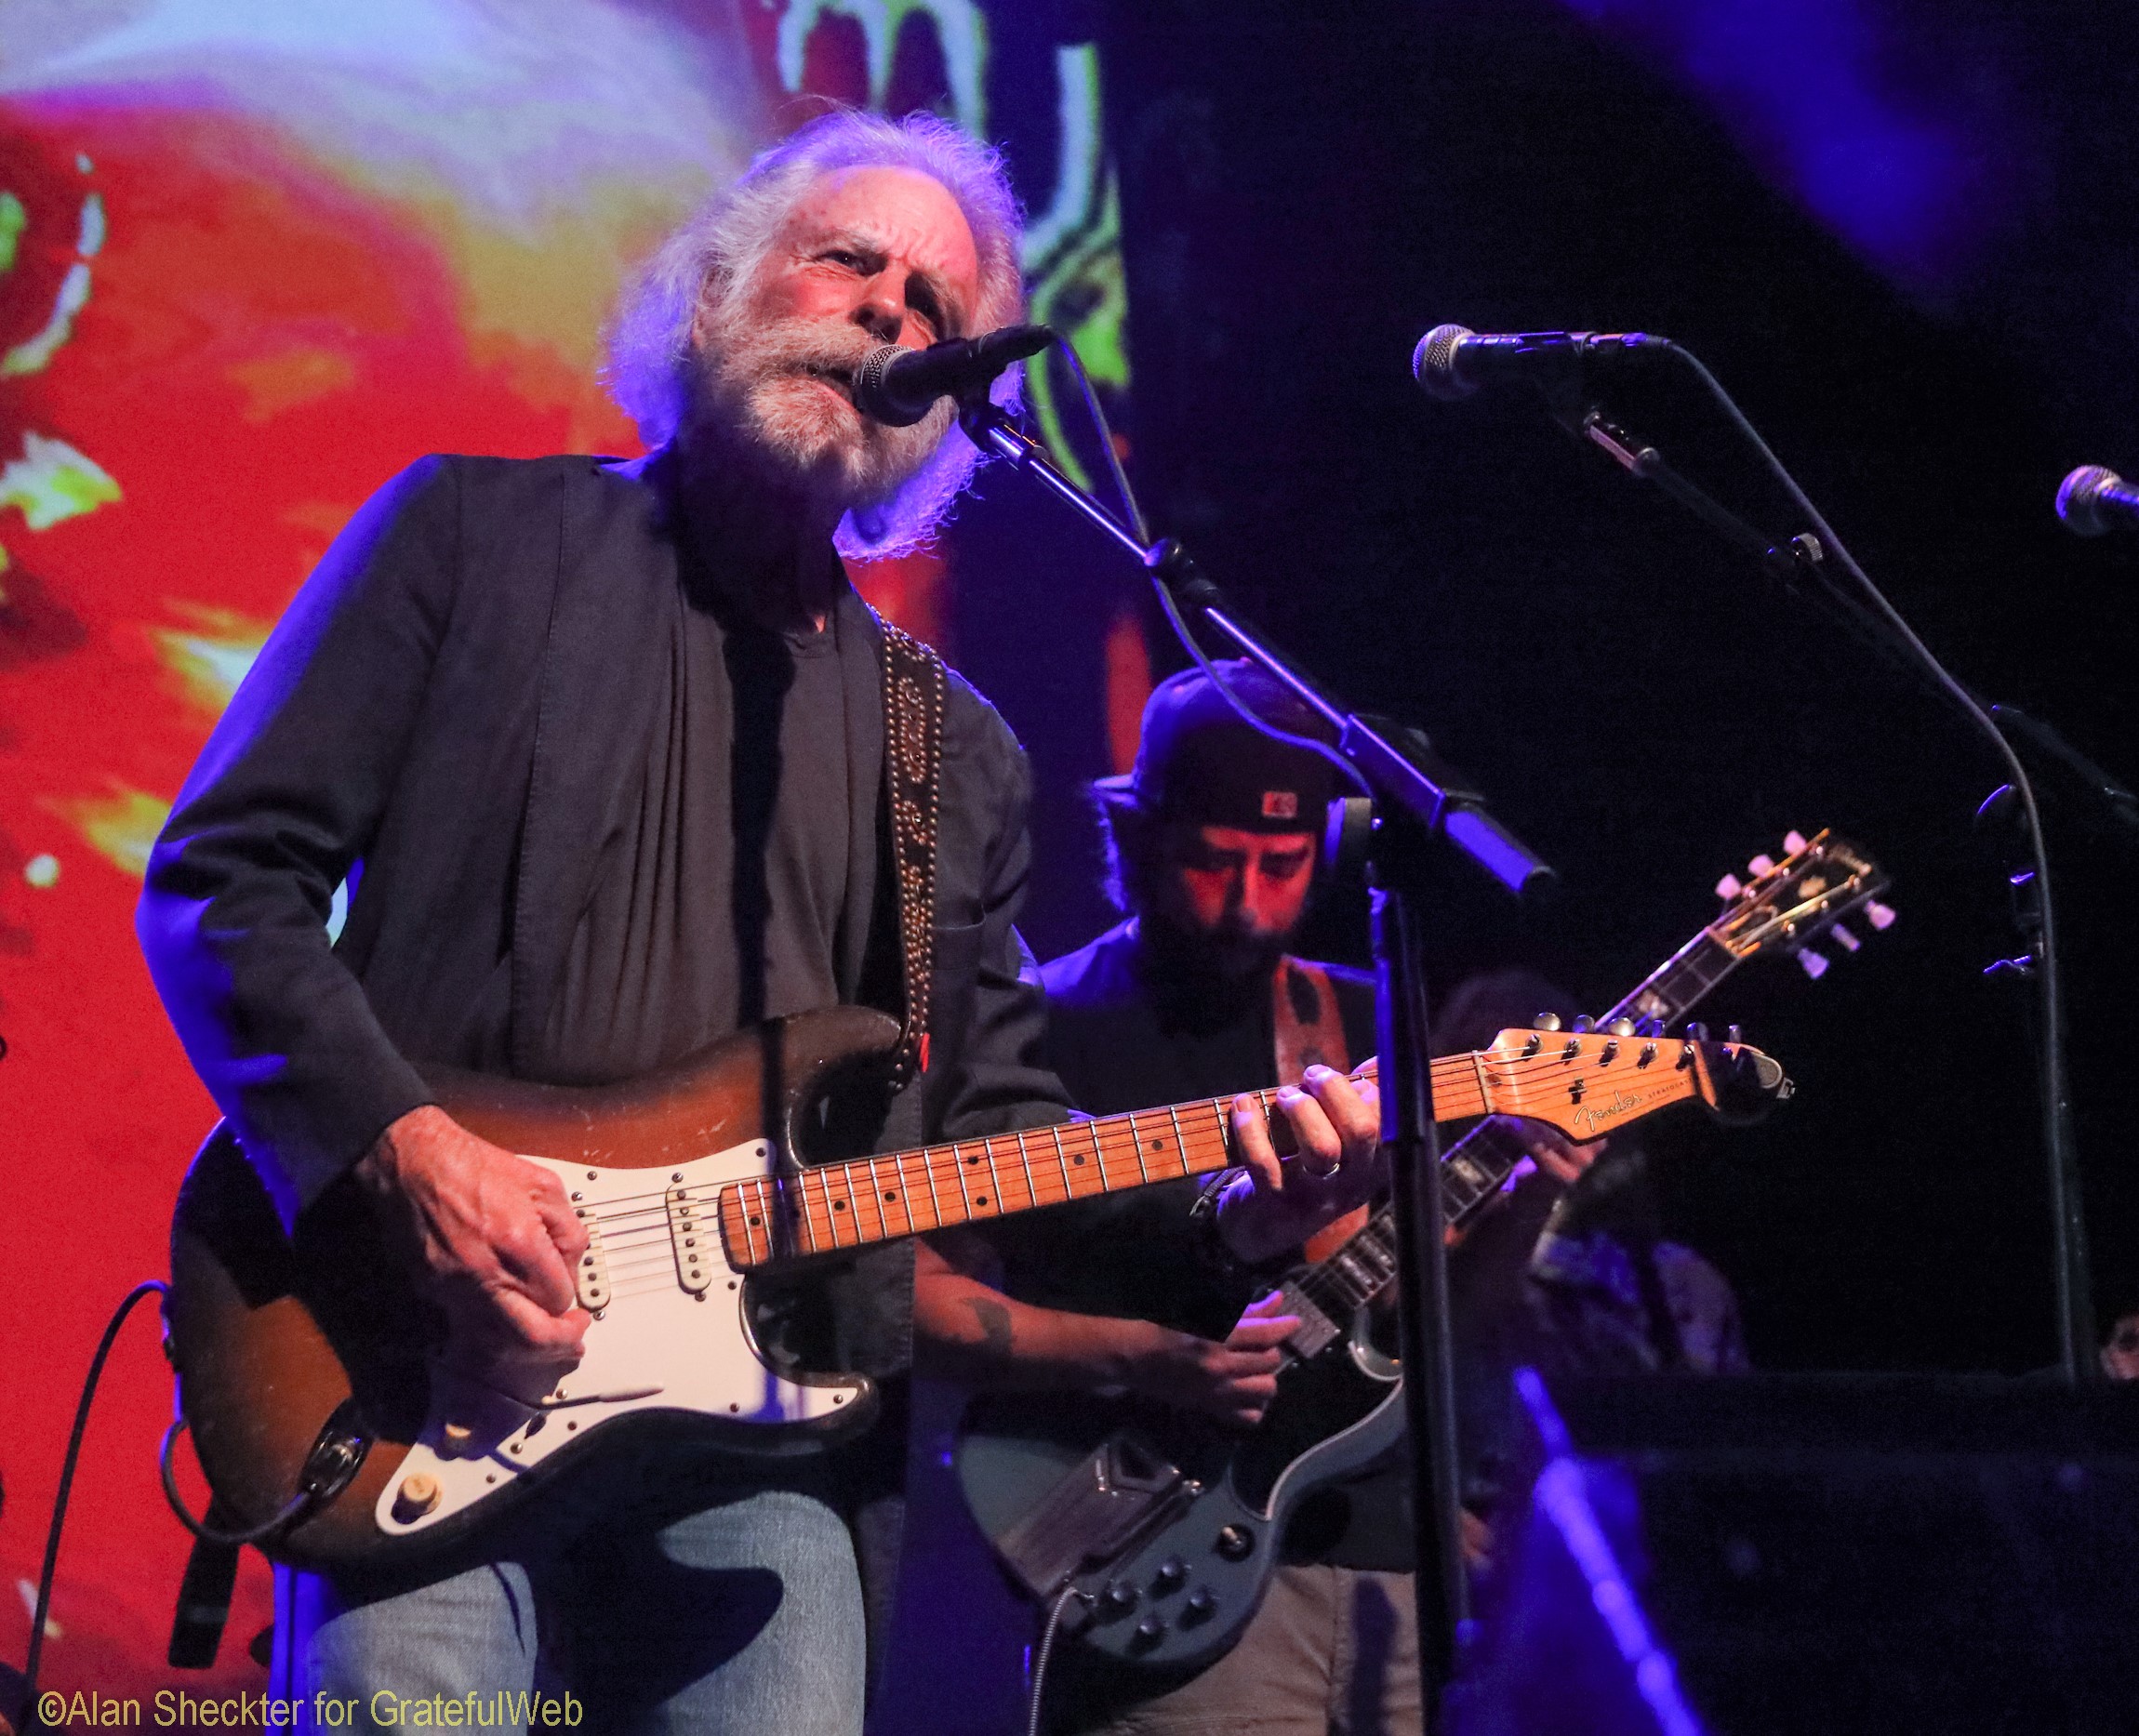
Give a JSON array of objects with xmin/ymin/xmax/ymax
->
[
  {"xmin": 1480, "ymin": 1022, "xmax": 1790, "ymax": 1142},
  {"xmin": 1709, "ymin": 828, "xmax": 1893, "ymax": 980}
]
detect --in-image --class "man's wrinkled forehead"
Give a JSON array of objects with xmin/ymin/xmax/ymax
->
[{"xmin": 780, "ymin": 166, "xmax": 980, "ymax": 332}]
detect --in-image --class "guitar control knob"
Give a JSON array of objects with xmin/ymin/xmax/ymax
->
[
  {"xmin": 1155, "ymin": 1557, "xmax": 1188, "ymax": 1592},
  {"xmin": 1532, "ymin": 1012, "xmax": 1562, "ymax": 1032},
  {"xmin": 392, "ymin": 1474, "xmax": 440, "ymax": 1521},
  {"xmin": 1133, "ymin": 1614, "xmax": 1167, "ymax": 1646},
  {"xmin": 1103, "ymin": 1579, "xmax": 1140, "ymax": 1611},
  {"xmin": 1185, "ymin": 1587, "xmax": 1218, "ymax": 1620},
  {"xmin": 1214, "ymin": 1524, "xmax": 1256, "ymax": 1561}
]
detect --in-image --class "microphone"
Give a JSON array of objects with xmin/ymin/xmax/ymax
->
[
  {"xmin": 1412, "ymin": 324, "xmax": 1668, "ymax": 403},
  {"xmin": 2055, "ymin": 465, "xmax": 2139, "ymax": 537},
  {"xmin": 852, "ymin": 325, "xmax": 1055, "ymax": 427}
]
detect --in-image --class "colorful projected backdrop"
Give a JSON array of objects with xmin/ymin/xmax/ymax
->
[{"xmin": 0, "ymin": 1, "xmax": 1124, "ymax": 1705}]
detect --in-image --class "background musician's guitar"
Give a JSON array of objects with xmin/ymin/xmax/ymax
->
[{"xmin": 954, "ymin": 829, "xmax": 1884, "ymax": 1670}]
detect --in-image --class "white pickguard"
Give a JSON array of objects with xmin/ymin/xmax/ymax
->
[{"xmin": 375, "ymin": 1138, "xmax": 863, "ymax": 1539}]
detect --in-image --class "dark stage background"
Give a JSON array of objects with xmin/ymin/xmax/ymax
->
[{"xmin": 1036, "ymin": 0, "xmax": 2136, "ymax": 1383}]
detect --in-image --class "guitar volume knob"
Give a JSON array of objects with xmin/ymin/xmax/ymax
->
[
  {"xmin": 1185, "ymin": 1587, "xmax": 1218, "ymax": 1619},
  {"xmin": 1155, "ymin": 1556, "xmax": 1187, "ymax": 1591},
  {"xmin": 1103, "ymin": 1578, "xmax": 1140, "ymax": 1611},
  {"xmin": 392, "ymin": 1474, "xmax": 440, "ymax": 1521},
  {"xmin": 1133, "ymin": 1614, "xmax": 1167, "ymax": 1646}
]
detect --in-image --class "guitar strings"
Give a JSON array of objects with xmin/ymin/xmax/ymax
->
[
  {"xmin": 561, "ymin": 1046, "xmax": 1715, "ymax": 1265},
  {"xmin": 591, "ymin": 1061, "xmax": 1691, "ymax": 1304}
]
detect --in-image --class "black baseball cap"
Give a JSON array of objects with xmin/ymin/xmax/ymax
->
[{"xmin": 1094, "ymin": 660, "xmax": 1339, "ymax": 833}]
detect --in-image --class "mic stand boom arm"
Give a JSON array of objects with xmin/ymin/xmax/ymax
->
[
  {"xmin": 961, "ymin": 395, "xmax": 1558, "ymax": 1716},
  {"xmin": 1560, "ymin": 356, "xmax": 2095, "ymax": 1381}
]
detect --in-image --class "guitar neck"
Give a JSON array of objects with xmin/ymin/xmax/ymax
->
[
  {"xmin": 1286, "ymin": 929, "xmax": 1747, "ymax": 1324},
  {"xmin": 1612, "ymin": 929, "xmax": 1741, "ymax": 1031},
  {"xmin": 720, "ymin": 1051, "xmax": 1507, "ymax": 1267}
]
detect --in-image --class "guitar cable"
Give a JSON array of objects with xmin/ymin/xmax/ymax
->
[
  {"xmin": 20, "ymin": 1279, "xmax": 167, "ymax": 1733},
  {"xmin": 1022, "ymin": 1584, "xmax": 1093, "ymax": 1736},
  {"xmin": 1049, "ymin": 333, "xmax": 1373, "ymax": 871}
]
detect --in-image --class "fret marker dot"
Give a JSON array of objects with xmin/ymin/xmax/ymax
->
[
  {"xmin": 832, "ymin": 1199, "xmax": 845, "ymax": 1211},
  {"xmin": 884, "ymin": 1190, "xmax": 898, "ymax": 1202},
  {"xmin": 976, "ymin": 1196, "xmax": 988, "ymax": 1207}
]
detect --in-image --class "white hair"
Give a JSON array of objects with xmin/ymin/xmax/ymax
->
[{"xmin": 604, "ymin": 110, "xmax": 1026, "ymax": 558}]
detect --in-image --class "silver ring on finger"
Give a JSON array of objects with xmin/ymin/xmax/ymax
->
[{"xmin": 1301, "ymin": 1151, "xmax": 1342, "ymax": 1181}]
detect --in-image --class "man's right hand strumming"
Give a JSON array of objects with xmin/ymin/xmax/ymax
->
[
  {"xmin": 1123, "ymin": 1290, "xmax": 1300, "ymax": 1428},
  {"xmin": 354, "ymin": 1105, "xmax": 592, "ymax": 1402}
]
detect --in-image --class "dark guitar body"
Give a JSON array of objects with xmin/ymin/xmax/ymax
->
[
  {"xmin": 956, "ymin": 1322, "xmax": 1404, "ymax": 1672},
  {"xmin": 165, "ymin": 1005, "xmax": 905, "ymax": 1574}
]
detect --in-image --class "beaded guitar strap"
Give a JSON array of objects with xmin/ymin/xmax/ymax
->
[{"xmin": 876, "ymin": 612, "xmax": 948, "ymax": 1086}]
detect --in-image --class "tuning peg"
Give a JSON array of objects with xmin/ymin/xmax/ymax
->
[
  {"xmin": 1715, "ymin": 872, "xmax": 1744, "ymax": 901},
  {"xmin": 1865, "ymin": 900, "xmax": 1896, "ymax": 931},
  {"xmin": 1783, "ymin": 830, "xmax": 1809, "ymax": 855},
  {"xmin": 1684, "ymin": 1021, "xmax": 1709, "ymax": 1041},
  {"xmin": 1748, "ymin": 854, "xmax": 1777, "ymax": 877},
  {"xmin": 1533, "ymin": 1012, "xmax": 1563, "ymax": 1032},
  {"xmin": 1571, "ymin": 1014, "xmax": 1595, "ymax": 1034},
  {"xmin": 1606, "ymin": 1016, "xmax": 1637, "ymax": 1037},
  {"xmin": 1829, "ymin": 922, "xmax": 1861, "ymax": 953},
  {"xmin": 1726, "ymin": 1024, "xmax": 1743, "ymax": 1046},
  {"xmin": 1636, "ymin": 1015, "xmax": 1666, "ymax": 1038},
  {"xmin": 1796, "ymin": 948, "xmax": 1831, "ymax": 979}
]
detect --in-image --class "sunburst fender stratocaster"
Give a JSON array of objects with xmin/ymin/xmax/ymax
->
[{"xmin": 164, "ymin": 1003, "xmax": 1782, "ymax": 1573}]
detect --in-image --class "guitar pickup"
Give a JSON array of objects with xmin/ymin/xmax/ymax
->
[
  {"xmin": 994, "ymin": 1434, "xmax": 1194, "ymax": 1599},
  {"xmin": 669, "ymin": 1185, "xmax": 713, "ymax": 1294},
  {"xmin": 574, "ymin": 1212, "xmax": 611, "ymax": 1312}
]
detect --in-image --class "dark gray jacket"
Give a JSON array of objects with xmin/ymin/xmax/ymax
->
[{"xmin": 138, "ymin": 450, "xmax": 1071, "ymax": 1625}]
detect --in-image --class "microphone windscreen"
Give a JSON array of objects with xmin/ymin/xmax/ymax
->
[
  {"xmin": 2055, "ymin": 464, "xmax": 2120, "ymax": 537},
  {"xmin": 1413, "ymin": 324, "xmax": 1476, "ymax": 401}
]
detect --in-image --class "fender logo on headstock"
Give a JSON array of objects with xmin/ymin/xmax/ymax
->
[{"xmin": 1565, "ymin": 1077, "xmax": 1680, "ymax": 1138}]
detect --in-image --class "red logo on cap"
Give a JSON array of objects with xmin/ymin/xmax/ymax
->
[{"xmin": 1262, "ymin": 790, "xmax": 1300, "ymax": 819}]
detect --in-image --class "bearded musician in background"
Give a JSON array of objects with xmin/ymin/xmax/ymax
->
[
  {"xmin": 138, "ymin": 115, "xmax": 1381, "ymax": 1736},
  {"xmin": 911, "ymin": 665, "xmax": 1607, "ymax": 1736}
]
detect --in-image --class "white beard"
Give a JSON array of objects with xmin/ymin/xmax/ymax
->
[{"xmin": 690, "ymin": 308, "xmax": 954, "ymax": 514}]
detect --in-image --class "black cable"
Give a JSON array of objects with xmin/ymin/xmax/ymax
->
[
  {"xmin": 159, "ymin": 1420, "xmax": 311, "ymax": 1545},
  {"xmin": 1046, "ymin": 334, "xmax": 1370, "ymax": 797},
  {"xmin": 1662, "ymin": 340, "xmax": 2094, "ymax": 1378},
  {"xmin": 1050, "ymin": 335, "xmax": 1149, "ymax": 545},
  {"xmin": 23, "ymin": 1279, "xmax": 169, "ymax": 1730}
]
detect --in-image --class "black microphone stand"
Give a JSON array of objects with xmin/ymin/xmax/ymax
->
[
  {"xmin": 1554, "ymin": 364, "xmax": 2098, "ymax": 1379},
  {"xmin": 961, "ymin": 395, "xmax": 1556, "ymax": 1716}
]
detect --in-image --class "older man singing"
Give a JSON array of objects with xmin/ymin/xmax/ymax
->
[{"xmin": 140, "ymin": 111, "xmax": 1378, "ymax": 1734}]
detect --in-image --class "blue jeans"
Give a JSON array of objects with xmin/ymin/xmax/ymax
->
[{"xmin": 273, "ymin": 1466, "xmax": 866, "ymax": 1735}]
